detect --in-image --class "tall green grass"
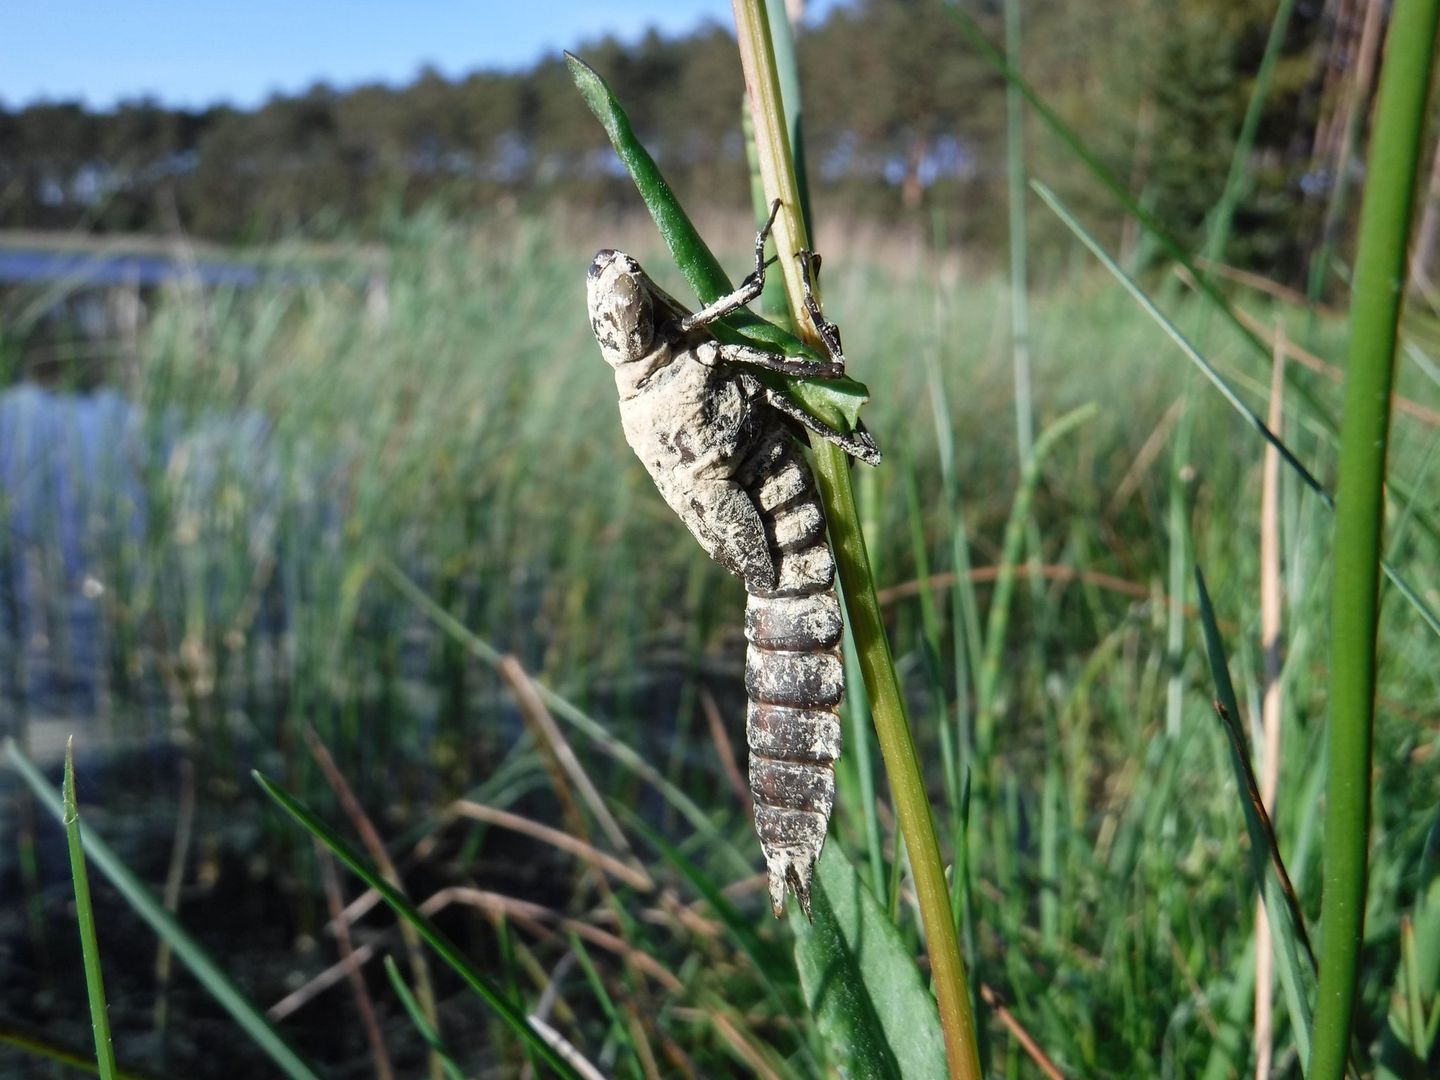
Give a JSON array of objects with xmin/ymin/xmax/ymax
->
[{"xmin": 5, "ymin": 184, "xmax": 1440, "ymax": 1075}]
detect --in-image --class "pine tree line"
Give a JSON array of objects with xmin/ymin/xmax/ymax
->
[{"xmin": 0, "ymin": 0, "xmax": 1375, "ymax": 286}]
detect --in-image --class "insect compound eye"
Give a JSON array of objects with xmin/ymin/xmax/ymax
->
[{"xmin": 587, "ymin": 250, "xmax": 655, "ymax": 363}]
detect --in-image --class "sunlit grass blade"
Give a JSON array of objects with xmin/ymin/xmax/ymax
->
[
  {"xmin": 1035, "ymin": 179, "xmax": 1440, "ymax": 640},
  {"xmin": 1315, "ymin": 3, "xmax": 1440, "ymax": 1075},
  {"xmin": 4, "ymin": 739, "xmax": 323, "ymax": 1080},
  {"xmin": 382, "ymin": 957, "xmax": 466, "ymax": 1080},
  {"xmin": 62, "ymin": 742, "xmax": 117, "ymax": 1080},
  {"xmin": 251, "ymin": 770, "xmax": 586, "ymax": 1080},
  {"xmin": 791, "ymin": 846, "xmax": 947, "ymax": 1080},
  {"xmin": 975, "ymin": 403, "xmax": 1096, "ymax": 755},
  {"xmin": 1193, "ymin": 568, "xmax": 1318, "ymax": 1071}
]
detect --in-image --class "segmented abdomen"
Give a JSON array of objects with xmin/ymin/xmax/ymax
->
[{"xmin": 738, "ymin": 430, "xmax": 843, "ymax": 918}]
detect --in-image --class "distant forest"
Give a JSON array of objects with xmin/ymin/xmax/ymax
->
[{"xmin": 0, "ymin": 0, "xmax": 1399, "ymax": 284}]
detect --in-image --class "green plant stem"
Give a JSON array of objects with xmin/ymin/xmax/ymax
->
[
  {"xmin": 974, "ymin": 403, "xmax": 1096, "ymax": 752},
  {"xmin": 1003, "ymin": 0, "xmax": 1033, "ymax": 464},
  {"xmin": 1313, "ymin": 2, "xmax": 1440, "ymax": 1076},
  {"xmin": 64, "ymin": 742, "xmax": 117, "ymax": 1080},
  {"xmin": 1202, "ymin": 0, "xmax": 1298, "ymax": 271},
  {"xmin": 731, "ymin": 4, "xmax": 981, "ymax": 1076}
]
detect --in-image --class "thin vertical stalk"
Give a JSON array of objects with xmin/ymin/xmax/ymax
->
[
  {"xmin": 1164, "ymin": 394, "xmax": 1195, "ymax": 738},
  {"xmin": 1407, "ymin": 132, "xmax": 1440, "ymax": 293},
  {"xmin": 974, "ymin": 405, "xmax": 1097, "ymax": 753},
  {"xmin": 765, "ymin": 0, "xmax": 813, "ymax": 242},
  {"xmin": 1004, "ymin": 0, "xmax": 1033, "ymax": 464},
  {"xmin": 1312, "ymin": 2, "xmax": 1440, "ymax": 1076},
  {"xmin": 732, "ymin": 4, "xmax": 982, "ymax": 1076},
  {"xmin": 64, "ymin": 743, "xmax": 118, "ymax": 1080},
  {"xmin": 1203, "ymin": 0, "xmax": 1300, "ymax": 271},
  {"xmin": 1254, "ymin": 335, "xmax": 1287, "ymax": 1080},
  {"xmin": 1308, "ymin": 0, "xmax": 1386, "ymax": 301}
]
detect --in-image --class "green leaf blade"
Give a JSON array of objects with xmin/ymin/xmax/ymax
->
[
  {"xmin": 566, "ymin": 52, "xmax": 732, "ymax": 304},
  {"xmin": 793, "ymin": 846, "xmax": 947, "ymax": 1080},
  {"xmin": 63, "ymin": 742, "xmax": 118, "ymax": 1080},
  {"xmin": 1194, "ymin": 568, "xmax": 1318, "ymax": 1071}
]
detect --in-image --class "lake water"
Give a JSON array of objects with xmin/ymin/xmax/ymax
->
[
  {"xmin": 0, "ymin": 384, "xmax": 280, "ymax": 738},
  {"xmin": 0, "ymin": 247, "xmax": 298, "ymax": 290}
]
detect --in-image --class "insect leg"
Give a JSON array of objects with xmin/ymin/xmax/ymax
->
[
  {"xmin": 762, "ymin": 387, "xmax": 882, "ymax": 466},
  {"xmin": 715, "ymin": 340, "xmax": 845, "ymax": 381},
  {"xmin": 794, "ymin": 250, "xmax": 847, "ymax": 365},
  {"xmin": 680, "ymin": 199, "xmax": 783, "ymax": 332}
]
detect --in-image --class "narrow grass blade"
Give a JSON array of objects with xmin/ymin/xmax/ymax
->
[
  {"xmin": 565, "ymin": 53, "xmax": 731, "ymax": 303},
  {"xmin": 762, "ymin": 0, "xmax": 812, "ymax": 236},
  {"xmin": 1194, "ymin": 568, "xmax": 1318, "ymax": 1072},
  {"xmin": 1002, "ymin": 0, "xmax": 1034, "ymax": 463},
  {"xmin": 1036, "ymin": 181, "xmax": 1327, "ymax": 500},
  {"xmin": 1202, "ymin": 0, "xmax": 1300, "ymax": 268},
  {"xmin": 743, "ymin": 105, "xmax": 791, "ymax": 321},
  {"xmin": 252, "ymin": 771, "xmax": 586, "ymax": 1080},
  {"xmin": 62, "ymin": 742, "xmax": 118, "ymax": 1080},
  {"xmin": 0, "ymin": 1024, "xmax": 157, "ymax": 1080},
  {"xmin": 948, "ymin": 0, "xmax": 1394, "ymax": 485},
  {"xmin": 839, "ymin": 586, "xmax": 887, "ymax": 902},
  {"xmin": 4, "ymin": 740, "xmax": 324, "ymax": 1080},
  {"xmin": 1035, "ymin": 179, "xmax": 1440, "ymax": 639},
  {"xmin": 791, "ymin": 845, "xmax": 947, "ymax": 1080},
  {"xmin": 381, "ymin": 957, "xmax": 467, "ymax": 1080},
  {"xmin": 975, "ymin": 402, "xmax": 1097, "ymax": 753},
  {"xmin": 565, "ymin": 50, "xmax": 870, "ymax": 430},
  {"xmin": 567, "ymin": 934, "xmax": 644, "ymax": 1075},
  {"xmin": 1316, "ymin": 3, "xmax": 1440, "ymax": 1075}
]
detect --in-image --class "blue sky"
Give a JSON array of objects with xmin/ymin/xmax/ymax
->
[{"xmin": 2, "ymin": 2, "xmax": 843, "ymax": 110}]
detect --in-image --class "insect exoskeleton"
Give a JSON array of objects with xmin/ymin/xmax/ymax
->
[
  {"xmin": 738, "ymin": 430, "xmax": 845, "ymax": 917},
  {"xmin": 586, "ymin": 203, "xmax": 879, "ymax": 917}
]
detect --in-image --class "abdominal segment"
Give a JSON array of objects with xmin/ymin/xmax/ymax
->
[{"xmin": 737, "ymin": 430, "xmax": 843, "ymax": 918}]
